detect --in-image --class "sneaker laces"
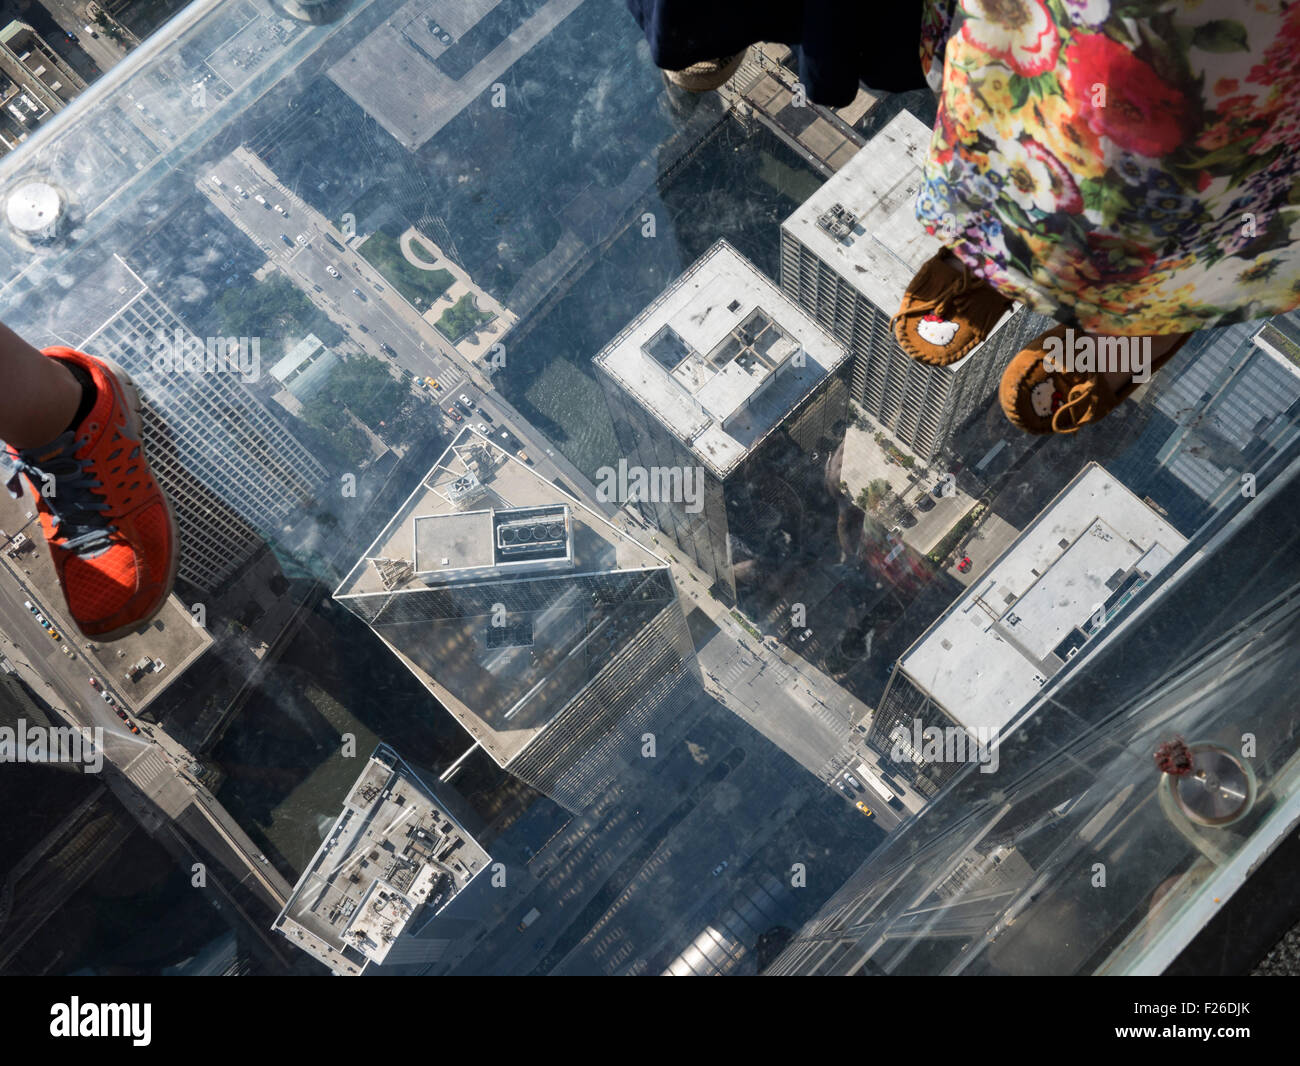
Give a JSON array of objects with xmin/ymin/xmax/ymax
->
[{"xmin": 3, "ymin": 432, "xmax": 114, "ymax": 556}]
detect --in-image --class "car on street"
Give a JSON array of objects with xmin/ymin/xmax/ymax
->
[
  {"xmin": 446, "ymin": 407, "xmax": 462, "ymax": 422},
  {"xmin": 352, "ymin": 287, "xmax": 365, "ymax": 300},
  {"xmin": 711, "ymin": 861, "xmax": 728, "ymax": 877},
  {"xmin": 379, "ymin": 342, "xmax": 395, "ymax": 356},
  {"xmin": 209, "ymin": 175, "xmax": 223, "ymax": 188},
  {"xmin": 517, "ymin": 449, "xmax": 531, "ymax": 464},
  {"xmin": 64, "ymin": 31, "xmax": 78, "ymax": 43},
  {"xmin": 280, "ymin": 234, "xmax": 294, "ymax": 247},
  {"xmin": 296, "ymin": 233, "xmax": 308, "ymax": 246},
  {"xmin": 326, "ymin": 264, "xmax": 340, "ymax": 278},
  {"xmin": 479, "ymin": 409, "xmax": 494, "ymax": 422},
  {"xmin": 454, "ymin": 400, "xmax": 471, "ymax": 416},
  {"xmin": 458, "ymin": 393, "xmax": 474, "ymax": 410},
  {"xmin": 274, "ymin": 204, "xmax": 286, "ymax": 215},
  {"xmin": 855, "ymin": 801, "xmax": 874, "ymax": 817},
  {"xmin": 254, "ymin": 194, "xmax": 267, "ymax": 206}
]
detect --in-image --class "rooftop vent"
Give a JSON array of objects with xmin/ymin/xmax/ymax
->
[{"xmin": 816, "ymin": 202, "xmax": 857, "ymax": 241}]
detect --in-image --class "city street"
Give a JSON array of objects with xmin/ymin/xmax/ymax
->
[{"xmin": 201, "ymin": 150, "xmax": 603, "ymax": 506}]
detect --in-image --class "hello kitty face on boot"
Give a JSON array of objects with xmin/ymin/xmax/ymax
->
[
  {"xmin": 917, "ymin": 313, "xmax": 959, "ymax": 347},
  {"xmin": 1030, "ymin": 381, "xmax": 1059, "ymax": 418}
]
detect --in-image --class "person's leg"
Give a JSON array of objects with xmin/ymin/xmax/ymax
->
[
  {"xmin": 0, "ymin": 323, "xmax": 83, "ymax": 448},
  {"xmin": 2, "ymin": 328, "xmax": 178, "ymax": 641}
]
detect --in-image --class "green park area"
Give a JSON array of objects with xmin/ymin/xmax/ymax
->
[
  {"xmin": 299, "ymin": 353, "xmax": 408, "ymax": 467},
  {"xmin": 436, "ymin": 293, "xmax": 494, "ymax": 343},
  {"xmin": 358, "ymin": 228, "xmax": 454, "ymax": 308}
]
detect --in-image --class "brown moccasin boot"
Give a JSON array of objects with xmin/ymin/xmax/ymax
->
[
  {"xmin": 1000, "ymin": 325, "xmax": 1191, "ymax": 434},
  {"xmin": 892, "ymin": 249, "xmax": 1013, "ymax": 366}
]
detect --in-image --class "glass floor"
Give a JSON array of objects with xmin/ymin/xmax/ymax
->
[{"xmin": 0, "ymin": 0, "xmax": 1297, "ymax": 977}]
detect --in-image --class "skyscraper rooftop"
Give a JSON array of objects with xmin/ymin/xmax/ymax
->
[
  {"xmin": 335, "ymin": 427, "xmax": 675, "ymax": 765},
  {"xmin": 274, "ymin": 745, "xmax": 489, "ymax": 975},
  {"xmin": 594, "ymin": 240, "xmax": 847, "ymax": 479},
  {"xmin": 781, "ymin": 110, "xmax": 941, "ymax": 316},
  {"xmin": 899, "ymin": 463, "xmax": 1190, "ymax": 737}
]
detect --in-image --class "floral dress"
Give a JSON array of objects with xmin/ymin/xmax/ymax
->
[{"xmin": 914, "ymin": 0, "xmax": 1300, "ymax": 335}]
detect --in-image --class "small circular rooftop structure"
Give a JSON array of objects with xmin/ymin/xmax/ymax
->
[{"xmin": 6, "ymin": 180, "xmax": 64, "ymax": 241}]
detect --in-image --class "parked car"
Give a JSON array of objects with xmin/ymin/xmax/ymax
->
[
  {"xmin": 458, "ymin": 393, "xmax": 474, "ymax": 410},
  {"xmin": 326, "ymin": 264, "xmax": 340, "ymax": 278},
  {"xmin": 280, "ymin": 233, "xmax": 295, "ymax": 247},
  {"xmin": 843, "ymin": 774, "xmax": 863, "ymax": 791},
  {"xmin": 446, "ymin": 407, "xmax": 462, "ymax": 422},
  {"xmin": 127, "ymin": 722, "xmax": 141, "ymax": 735},
  {"xmin": 711, "ymin": 861, "xmax": 728, "ymax": 877},
  {"xmin": 100, "ymin": 691, "xmax": 114, "ymax": 704},
  {"xmin": 957, "ymin": 556, "xmax": 972, "ymax": 573},
  {"xmin": 855, "ymin": 801, "xmax": 874, "ymax": 817},
  {"xmin": 295, "ymin": 233, "xmax": 308, "ymax": 245},
  {"xmin": 88, "ymin": 677, "xmax": 101, "ymax": 689},
  {"xmin": 273, "ymin": 203, "xmax": 286, "ymax": 215},
  {"xmin": 477, "ymin": 423, "xmax": 489, "ymax": 435},
  {"xmin": 115, "ymin": 708, "xmax": 128, "ymax": 720}
]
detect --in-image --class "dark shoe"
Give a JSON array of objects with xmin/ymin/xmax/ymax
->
[{"xmin": 663, "ymin": 51, "xmax": 747, "ymax": 92}]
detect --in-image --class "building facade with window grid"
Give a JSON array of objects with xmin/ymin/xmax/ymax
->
[{"xmin": 81, "ymin": 280, "xmax": 328, "ymax": 592}]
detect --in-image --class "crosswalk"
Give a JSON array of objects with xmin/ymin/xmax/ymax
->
[{"xmin": 124, "ymin": 748, "xmax": 169, "ymax": 791}]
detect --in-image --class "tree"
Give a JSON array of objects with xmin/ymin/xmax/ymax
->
[{"xmin": 856, "ymin": 478, "xmax": 891, "ymax": 513}]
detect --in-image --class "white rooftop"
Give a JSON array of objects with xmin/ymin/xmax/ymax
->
[
  {"xmin": 901, "ymin": 464, "xmax": 1190, "ymax": 737},
  {"xmin": 594, "ymin": 240, "xmax": 847, "ymax": 479},
  {"xmin": 781, "ymin": 110, "xmax": 941, "ymax": 315}
]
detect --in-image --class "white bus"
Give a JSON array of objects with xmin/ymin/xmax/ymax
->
[{"xmin": 856, "ymin": 764, "xmax": 895, "ymax": 804}]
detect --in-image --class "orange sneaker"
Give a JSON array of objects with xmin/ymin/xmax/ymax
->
[{"xmin": 3, "ymin": 347, "xmax": 179, "ymax": 641}]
